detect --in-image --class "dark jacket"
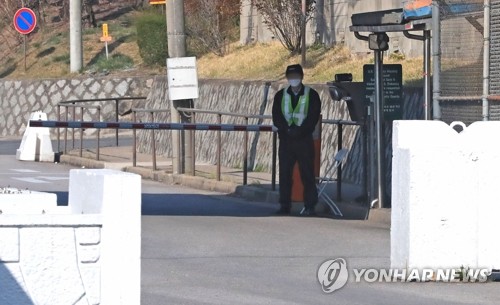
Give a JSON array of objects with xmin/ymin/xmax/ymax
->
[{"xmin": 272, "ymin": 85, "xmax": 321, "ymax": 139}]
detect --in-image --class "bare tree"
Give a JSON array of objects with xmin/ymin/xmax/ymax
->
[
  {"xmin": 185, "ymin": 0, "xmax": 240, "ymax": 57},
  {"xmin": 254, "ymin": 0, "xmax": 316, "ymax": 54}
]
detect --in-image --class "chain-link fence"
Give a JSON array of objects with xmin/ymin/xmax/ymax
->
[{"xmin": 437, "ymin": 0, "xmax": 488, "ymax": 124}]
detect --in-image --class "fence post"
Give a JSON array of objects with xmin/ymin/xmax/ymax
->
[
  {"xmin": 133, "ymin": 111, "xmax": 137, "ymax": 167},
  {"xmin": 80, "ymin": 106, "xmax": 84, "ymax": 157},
  {"xmin": 115, "ymin": 99, "xmax": 120, "ymax": 146},
  {"xmin": 72, "ymin": 103, "xmax": 76, "ymax": 149},
  {"xmin": 191, "ymin": 113, "xmax": 196, "ymax": 176},
  {"xmin": 151, "ymin": 112, "xmax": 157, "ymax": 171},
  {"xmin": 64, "ymin": 107, "xmax": 69, "ymax": 154},
  {"xmin": 57, "ymin": 105, "xmax": 61, "ymax": 153},
  {"xmin": 337, "ymin": 123, "xmax": 343, "ymax": 202},
  {"xmin": 243, "ymin": 116, "xmax": 249, "ymax": 185},
  {"xmin": 272, "ymin": 131, "xmax": 277, "ymax": 191},
  {"xmin": 217, "ymin": 114, "xmax": 222, "ymax": 181},
  {"xmin": 97, "ymin": 106, "xmax": 101, "ymax": 161}
]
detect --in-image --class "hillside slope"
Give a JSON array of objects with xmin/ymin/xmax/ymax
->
[{"xmin": 0, "ymin": 3, "xmax": 424, "ymax": 84}]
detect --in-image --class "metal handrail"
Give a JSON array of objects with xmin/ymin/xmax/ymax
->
[
  {"xmin": 132, "ymin": 107, "xmax": 360, "ymax": 197},
  {"xmin": 57, "ymin": 96, "xmax": 147, "ymax": 150}
]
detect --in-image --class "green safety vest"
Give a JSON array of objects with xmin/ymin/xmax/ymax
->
[{"xmin": 281, "ymin": 86, "xmax": 311, "ymax": 127}]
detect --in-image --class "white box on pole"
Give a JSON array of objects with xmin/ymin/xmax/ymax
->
[{"xmin": 166, "ymin": 57, "xmax": 199, "ymax": 101}]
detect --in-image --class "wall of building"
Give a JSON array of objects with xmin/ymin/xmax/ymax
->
[{"xmin": 240, "ymin": 0, "xmax": 425, "ymax": 57}]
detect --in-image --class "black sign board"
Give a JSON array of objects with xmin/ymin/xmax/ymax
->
[{"xmin": 363, "ymin": 64, "xmax": 403, "ymax": 121}]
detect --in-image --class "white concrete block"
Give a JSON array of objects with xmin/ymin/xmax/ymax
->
[
  {"xmin": 79, "ymin": 264, "xmax": 101, "ymax": 305},
  {"xmin": 69, "ymin": 169, "xmax": 141, "ymax": 305},
  {"xmin": 76, "ymin": 227, "xmax": 101, "ymax": 245},
  {"xmin": 78, "ymin": 244, "xmax": 101, "ymax": 264},
  {"xmin": 0, "ymin": 228, "xmax": 19, "ymax": 262},
  {"xmin": 19, "ymin": 227, "xmax": 86, "ymax": 305},
  {"xmin": 391, "ymin": 120, "xmax": 500, "ymax": 272},
  {"xmin": 0, "ymin": 188, "xmax": 57, "ymax": 214},
  {"xmin": 16, "ymin": 111, "xmax": 54, "ymax": 162}
]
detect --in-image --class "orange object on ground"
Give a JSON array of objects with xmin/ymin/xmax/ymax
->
[{"xmin": 291, "ymin": 118, "xmax": 321, "ymax": 202}]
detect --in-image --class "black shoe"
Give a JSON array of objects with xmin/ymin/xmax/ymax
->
[
  {"xmin": 274, "ymin": 207, "xmax": 291, "ymax": 216},
  {"xmin": 300, "ymin": 206, "xmax": 316, "ymax": 217}
]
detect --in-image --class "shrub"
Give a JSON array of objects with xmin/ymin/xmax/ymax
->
[{"xmin": 136, "ymin": 12, "xmax": 168, "ymax": 66}]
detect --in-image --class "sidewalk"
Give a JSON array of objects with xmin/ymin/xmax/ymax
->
[{"xmin": 60, "ymin": 145, "xmax": 390, "ymax": 224}]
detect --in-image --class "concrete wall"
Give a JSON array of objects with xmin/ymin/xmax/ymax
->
[
  {"xmin": 391, "ymin": 121, "xmax": 500, "ymax": 271},
  {"xmin": 0, "ymin": 76, "xmax": 154, "ymax": 137},
  {"xmin": 0, "ymin": 170, "xmax": 142, "ymax": 305},
  {"xmin": 240, "ymin": 0, "xmax": 425, "ymax": 57}
]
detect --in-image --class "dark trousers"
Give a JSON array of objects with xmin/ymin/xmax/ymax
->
[{"xmin": 278, "ymin": 134, "xmax": 318, "ymax": 209}]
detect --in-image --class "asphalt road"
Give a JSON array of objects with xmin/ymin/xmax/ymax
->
[{"xmin": 1, "ymin": 138, "xmax": 498, "ymax": 305}]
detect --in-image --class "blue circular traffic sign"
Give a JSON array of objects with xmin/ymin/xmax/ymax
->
[{"xmin": 13, "ymin": 8, "xmax": 37, "ymax": 35}]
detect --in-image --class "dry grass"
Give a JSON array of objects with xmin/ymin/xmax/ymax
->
[{"xmin": 198, "ymin": 42, "xmax": 426, "ymax": 85}]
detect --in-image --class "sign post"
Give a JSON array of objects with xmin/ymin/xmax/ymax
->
[
  {"xmin": 100, "ymin": 23, "xmax": 112, "ymax": 59},
  {"xmin": 364, "ymin": 64, "xmax": 403, "ymax": 121},
  {"xmin": 13, "ymin": 8, "xmax": 37, "ymax": 71}
]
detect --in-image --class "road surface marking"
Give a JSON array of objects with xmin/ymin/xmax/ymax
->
[
  {"xmin": 10, "ymin": 169, "xmax": 40, "ymax": 173},
  {"xmin": 12, "ymin": 177, "xmax": 50, "ymax": 184}
]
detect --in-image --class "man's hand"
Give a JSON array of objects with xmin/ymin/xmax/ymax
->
[{"xmin": 287, "ymin": 126, "xmax": 301, "ymax": 139}]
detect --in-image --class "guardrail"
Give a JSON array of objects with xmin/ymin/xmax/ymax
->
[{"xmin": 57, "ymin": 97, "xmax": 147, "ymax": 159}]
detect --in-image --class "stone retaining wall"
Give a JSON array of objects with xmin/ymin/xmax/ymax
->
[{"xmin": 0, "ymin": 76, "xmax": 154, "ymax": 137}]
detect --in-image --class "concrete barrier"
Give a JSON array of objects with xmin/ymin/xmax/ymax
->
[
  {"xmin": 391, "ymin": 120, "xmax": 500, "ymax": 272},
  {"xmin": 16, "ymin": 111, "xmax": 54, "ymax": 162},
  {"xmin": 0, "ymin": 169, "xmax": 141, "ymax": 305}
]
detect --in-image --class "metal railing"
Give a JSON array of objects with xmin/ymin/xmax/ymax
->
[
  {"xmin": 54, "ymin": 100, "xmax": 360, "ymax": 199},
  {"xmin": 57, "ymin": 97, "xmax": 147, "ymax": 160},
  {"xmin": 131, "ymin": 107, "xmax": 278, "ymax": 190},
  {"xmin": 132, "ymin": 107, "xmax": 361, "ymax": 198}
]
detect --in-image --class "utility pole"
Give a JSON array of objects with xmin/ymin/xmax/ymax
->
[
  {"xmin": 166, "ymin": 0, "xmax": 193, "ymax": 175},
  {"xmin": 70, "ymin": 0, "xmax": 83, "ymax": 73},
  {"xmin": 301, "ymin": 0, "xmax": 306, "ymax": 66}
]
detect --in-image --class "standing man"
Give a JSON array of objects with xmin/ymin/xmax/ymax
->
[{"xmin": 272, "ymin": 64, "xmax": 321, "ymax": 216}]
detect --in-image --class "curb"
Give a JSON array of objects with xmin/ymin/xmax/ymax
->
[
  {"xmin": 367, "ymin": 208, "xmax": 391, "ymax": 225},
  {"xmin": 60, "ymin": 155, "xmax": 391, "ymax": 225},
  {"xmin": 60, "ymin": 155, "xmax": 279, "ymax": 203}
]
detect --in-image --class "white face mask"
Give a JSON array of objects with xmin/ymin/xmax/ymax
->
[{"xmin": 288, "ymin": 79, "xmax": 302, "ymax": 88}]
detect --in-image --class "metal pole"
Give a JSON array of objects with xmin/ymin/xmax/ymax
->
[
  {"xmin": 57, "ymin": 105, "xmax": 61, "ymax": 152},
  {"xmin": 243, "ymin": 117, "xmax": 249, "ymax": 185},
  {"xmin": 424, "ymin": 30, "xmax": 432, "ymax": 120},
  {"xmin": 69, "ymin": 0, "xmax": 83, "ymax": 72},
  {"xmin": 301, "ymin": 0, "xmax": 307, "ymax": 65},
  {"xmin": 190, "ymin": 113, "xmax": 196, "ymax": 176},
  {"xmin": 432, "ymin": 1, "xmax": 442, "ymax": 120},
  {"xmin": 80, "ymin": 106, "xmax": 83, "ymax": 157},
  {"xmin": 24, "ymin": 36, "xmax": 27, "ymax": 71},
  {"xmin": 133, "ymin": 111, "xmax": 137, "ymax": 167},
  {"xmin": 64, "ymin": 108, "xmax": 68, "ymax": 154},
  {"xmin": 97, "ymin": 106, "xmax": 100, "ymax": 161},
  {"xmin": 336, "ymin": 123, "xmax": 343, "ymax": 202},
  {"xmin": 217, "ymin": 114, "xmax": 222, "ymax": 181},
  {"xmin": 483, "ymin": 0, "xmax": 491, "ymax": 121},
  {"xmin": 151, "ymin": 112, "xmax": 157, "ymax": 171},
  {"xmin": 115, "ymin": 99, "xmax": 119, "ymax": 146},
  {"xmin": 272, "ymin": 131, "xmax": 277, "ymax": 191},
  {"xmin": 374, "ymin": 50, "xmax": 386, "ymax": 209},
  {"xmin": 72, "ymin": 104, "xmax": 75, "ymax": 149}
]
